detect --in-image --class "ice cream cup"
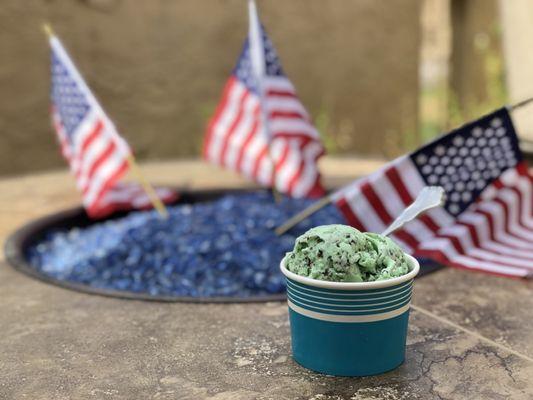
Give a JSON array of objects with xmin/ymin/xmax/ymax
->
[{"xmin": 280, "ymin": 254, "xmax": 420, "ymax": 377}]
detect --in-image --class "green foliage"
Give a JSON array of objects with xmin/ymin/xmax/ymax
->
[
  {"xmin": 420, "ymin": 30, "xmax": 507, "ymax": 147},
  {"xmin": 313, "ymin": 105, "xmax": 338, "ymax": 154}
]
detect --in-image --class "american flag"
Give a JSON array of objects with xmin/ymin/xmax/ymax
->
[
  {"xmin": 203, "ymin": 0, "xmax": 325, "ymax": 198},
  {"xmin": 332, "ymin": 108, "xmax": 533, "ymax": 278},
  {"xmin": 49, "ymin": 35, "xmax": 175, "ymax": 218},
  {"xmin": 96, "ymin": 182, "xmax": 179, "ymax": 218}
]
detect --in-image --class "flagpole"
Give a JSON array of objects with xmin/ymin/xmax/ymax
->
[
  {"xmin": 509, "ymin": 96, "xmax": 533, "ymax": 111},
  {"xmin": 42, "ymin": 22, "xmax": 169, "ymax": 219},
  {"xmin": 126, "ymin": 155, "xmax": 169, "ymax": 219},
  {"xmin": 248, "ymin": 0, "xmax": 282, "ymax": 203},
  {"xmin": 43, "ymin": 23, "xmax": 53, "ymax": 38},
  {"xmin": 275, "ymin": 194, "xmax": 333, "ymax": 235}
]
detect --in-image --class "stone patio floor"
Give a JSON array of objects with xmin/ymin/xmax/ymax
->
[{"xmin": 1, "ymin": 158, "xmax": 532, "ymax": 400}]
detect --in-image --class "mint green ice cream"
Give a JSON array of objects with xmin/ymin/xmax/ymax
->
[{"xmin": 285, "ymin": 224, "xmax": 411, "ymax": 282}]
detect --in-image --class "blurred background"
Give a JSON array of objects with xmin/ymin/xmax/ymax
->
[{"xmin": 1, "ymin": 0, "xmax": 533, "ymax": 177}]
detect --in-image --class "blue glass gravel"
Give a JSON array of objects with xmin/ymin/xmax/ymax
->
[{"xmin": 26, "ymin": 191, "xmax": 345, "ymax": 298}]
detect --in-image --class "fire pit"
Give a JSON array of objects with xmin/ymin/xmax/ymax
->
[{"xmin": 4, "ymin": 188, "xmax": 443, "ymax": 303}]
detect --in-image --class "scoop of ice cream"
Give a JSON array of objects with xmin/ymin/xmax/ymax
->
[{"xmin": 284, "ymin": 224, "xmax": 410, "ymax": 282}]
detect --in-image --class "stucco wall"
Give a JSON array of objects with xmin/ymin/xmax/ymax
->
[{"xmin": 0, "ymin": 0, "xmax": 421, "ymax": 176}]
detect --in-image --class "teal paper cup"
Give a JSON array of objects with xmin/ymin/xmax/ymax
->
[{"xmin": 280, "ymin": 254, "xmax": 420, "ymax": 377}]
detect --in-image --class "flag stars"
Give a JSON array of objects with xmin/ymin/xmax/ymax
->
[
  {"xmin": 491, "ymin": 117, "xmax": 502, "ymax": 128},
  {"xmin": 416, "ymin": 154, "xmax": 427, "ymax": 164},
  {"xmin": 453, "ymin": 136, "xmax": 464, "ymax": 146},
  {"xmin": 447, "ymin": 147, "xmax": 457, "ymax": 156},
  {"xmin": 435, "ymin": 145, "xmax": 446, "ymax": 156},
  {"xmin": 234, "ymin": 44, "xmax": 259, "ymax": 93},
  {"xmin": 449, "ymin": 204, "xmax": 460, "ymax": 214},
  {"xmin": 262, "ymin": 31, "xmax": 283, "ymax": 76},
  {"xmin": 472, "ymin": 127, "xmax": 483, "ymax": 137},
  {"xmin": 233, "ymin": 27, "xmax": 285, "ymax": 92},
  {"xmin": 496, "ymin": 127, "xmax": 506, "ymax": 137},
  {"xmin": 411, "ymin": 114, "xmax": 520, "ymax": 216},
  {"xmin": 51, "ymin": 53, "xmax": 90, "ymax": 136}
]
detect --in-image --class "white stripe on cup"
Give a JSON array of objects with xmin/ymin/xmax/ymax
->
[
  {"xmin": 288, "ymin": 289, "xmax": 412, "ymax": 310},
  {"xmin": 287, "ymin": 280, "xmax": 413, "ymax": 303},
  {"xmin": 287, "ymin": 300, "xmax": 411, "ymax": 323},
  {"xmin": 286, "ymin": 279, "xmax": 413, "ymax": 296}
]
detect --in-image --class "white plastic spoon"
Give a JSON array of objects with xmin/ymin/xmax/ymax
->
[{"xmin": 381, "ymin": 186, "xmax": 445, "ymax": 237}]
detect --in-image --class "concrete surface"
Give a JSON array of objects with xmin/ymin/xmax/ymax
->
[
  {"xmin": 1, "ymin": 159, "xmax": 533, "ymax": 399},
  {"xmin": 0, "ymin": 0, "xmax": 421, "ymax": 176}
]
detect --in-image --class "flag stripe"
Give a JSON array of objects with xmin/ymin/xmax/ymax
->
[
  {"xmin": 82, "ymin": 140, "xmax": 117, "ymax": 194},
  {"xmin": 235, "ymin": 106, "xmax": 261, "ymax": 171},
  {"xmin": 203, "ymin": 78, "xmax": 236, "ymax": 159},
  {"xmin": 438, "ymin": 224, "xmax": 533, "ymax": 259},
  {"xmin": 219, "ymin": 90, "xmax": 250, "ymax": 166},
  {"xmin": 289, "ymin": 141, "xmax": 325, "ymax": 198}
]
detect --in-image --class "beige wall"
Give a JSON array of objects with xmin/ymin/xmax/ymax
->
[
  {"xmin": 0, "ymin": 0, "xmax": 422, "ymax": 176},
  {"xmin": 499, "ymin": 0, "xmax": 533, "ymax": 141}
]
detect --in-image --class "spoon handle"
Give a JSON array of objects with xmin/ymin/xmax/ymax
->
[{"xmin": 381, "ymin": 186, "xmax": 445, "ymax": 237}]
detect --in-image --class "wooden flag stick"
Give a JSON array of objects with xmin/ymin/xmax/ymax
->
[
  {"xmin": 127, "ymin": 155, "xmax": 169, "ymax": 219},
  {"xmin": 43, "ymin": 23, "xmax": 54, "ymax": 38},
  {"xmin": 272, "ymin": 186, "xmax": 283, "ymax": 203},
  {"xmin": 268, "ymin": 151, "xmax": 283, "ymax": 203},
  {"xmin": 509, "ymin": 96, "xmax": 533, "ymax": 111},
  {"xmin": 275, "ymin": 194, "xmax": 333, "ymax": 235}
]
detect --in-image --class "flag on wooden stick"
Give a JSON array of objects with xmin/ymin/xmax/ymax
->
[
  {"xmin": 203, "ymin": 0, "xmax": 325, "ymax": 198},
  {"xmin": 47, "ymin": 28, "xmax": 174, "ymax": 218},
  {"xmin": 332, "ymin": 108, "xmax": 533, "ymax": 278},
  {"xmin": 96, "ymin": 182, "xmax": 178, "ymax": 217}
]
